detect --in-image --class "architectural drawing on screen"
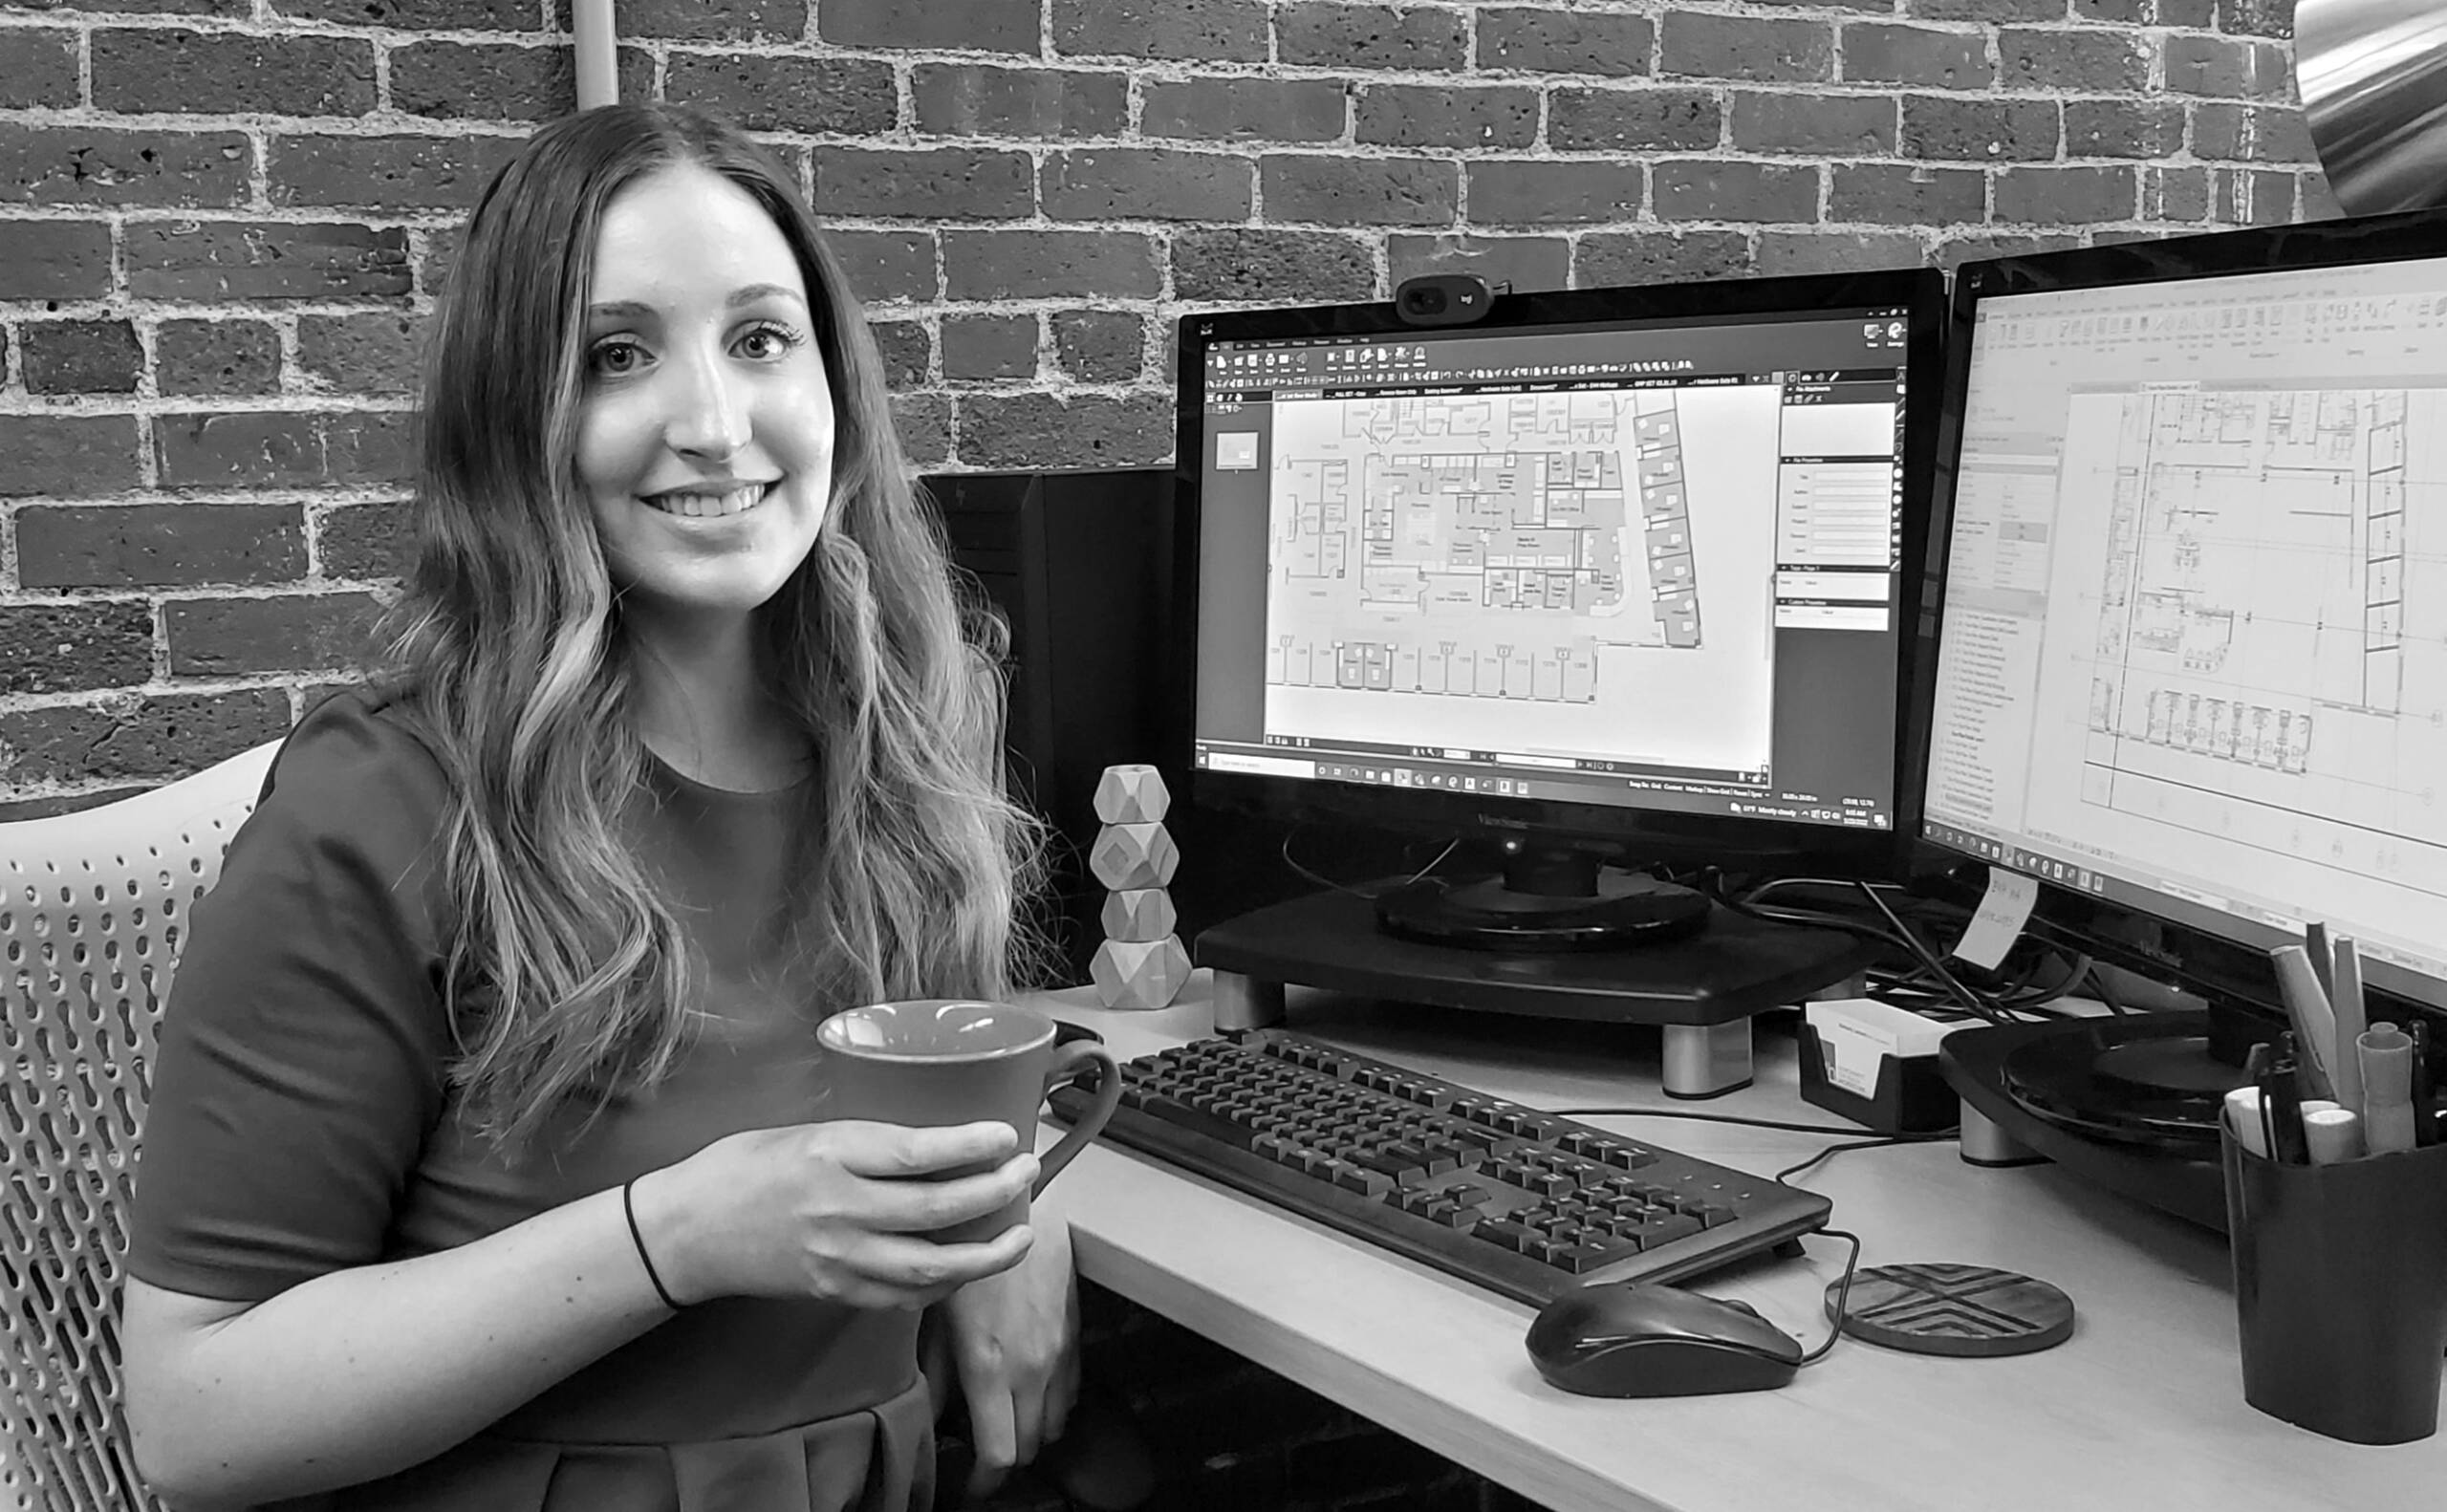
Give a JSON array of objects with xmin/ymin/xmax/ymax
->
[
  {"xmin": 1265, "ymin": 388, "xmax": 1704, "ymax": 706},
  {"xmin": 2078, "ymin": 385, "xmax": 2443, "ymax": 880}
]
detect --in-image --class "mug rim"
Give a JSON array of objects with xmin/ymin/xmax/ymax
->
[{"xmin": 816, "ymin": 998, "xmax": 1055, "ymax": 1063}]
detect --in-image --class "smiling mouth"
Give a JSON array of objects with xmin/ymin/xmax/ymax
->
[{"xmin": 642, "ymin": 483, "xmax": 775, "ymax": 518}]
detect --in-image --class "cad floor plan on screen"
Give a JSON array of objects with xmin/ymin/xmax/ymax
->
[
  {"xmin": 2036, "ymin": 381, "xmax": 2445, "ymax": 921},
  {"xmin": 1254, "ymin": 381, "xmax": 1781, "ymax": 771}
]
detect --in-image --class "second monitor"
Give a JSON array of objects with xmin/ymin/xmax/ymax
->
[{"xmin": 1181, "ymin": 268, "xmax": 1949, "ymax": 951}]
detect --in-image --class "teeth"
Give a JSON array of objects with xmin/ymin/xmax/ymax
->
[{"xmin": 648, "ymin": 485, "xmax": 768, "ymax": 518}]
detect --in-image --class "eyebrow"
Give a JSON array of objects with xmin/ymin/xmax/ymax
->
[{"xmin": 586, "ymin": 283, "xmax": 808, "ymax": 321}]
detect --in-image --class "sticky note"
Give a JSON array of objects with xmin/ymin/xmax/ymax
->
[{"xmin": 1953, "ymin": 869, "xmax": 2039, "ymax": 971}]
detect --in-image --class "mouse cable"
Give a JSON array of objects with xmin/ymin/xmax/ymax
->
[
  {"xmin": 1525, "ymin": 1120, "xmax": 1941, "ymax": 1365},
  {"xmin": 1539, "ymin": 1106, "xmax": 1903, "ymax": 1137},
  {"xmin": 1796, "ymin": 1226, "xmax": 1865, "ymax": 1366},
  {"xmin": 1771, "ymin": 1137, "xmax": 1959, "ymax": 1365},
  {"xmin": 1772, "ymin": 1132, "xmax": 1957, "ymax": 1185}
]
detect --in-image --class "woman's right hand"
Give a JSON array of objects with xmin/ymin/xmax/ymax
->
[{"xmin": 628, "ymin": 1120, "xmax": 1039, "ymax": 1310}]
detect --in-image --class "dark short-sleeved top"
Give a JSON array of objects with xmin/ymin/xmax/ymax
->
[{"xmin": 127, "ymin": 687, "xmax": 935, "ymax": 1512}]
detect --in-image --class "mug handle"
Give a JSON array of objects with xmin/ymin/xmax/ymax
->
[{"xmin": 1034, "ymin": 1041, "xmax": 1122, "ymax": 1193}]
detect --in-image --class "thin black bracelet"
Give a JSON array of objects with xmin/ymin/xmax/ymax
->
[{"xmin": 621, "ymin": 1177, "xmax": 682, "ymax": 1311}]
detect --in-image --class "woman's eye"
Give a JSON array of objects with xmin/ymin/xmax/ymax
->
[
  {"xmin": 588, "ymin": 339, "xmax": 645, "ymax": 377},
  {"xmin": 738, "ymin": 322, "xmax": 803, "ymax": 360}
]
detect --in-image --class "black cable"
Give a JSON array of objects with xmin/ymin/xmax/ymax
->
[
  {"xmin": 1774, "ymin": 1131, "xmax": 1954, "ymax": 1185},
  {"xmin": 1741, "ymin": 876, "xmax": 1911, "ymax": 905},
  {"xmin": 1704, "ymin": 872, "xmax": 2052, "ymax": 1026},
  {"xmin": 1771, "ymin": 1136, "xmax": 1960, "ymax": 1364},
  {"xmin": 1708, "ymin": 870, "xmax": 2099, "ymax": 1032},
  {"xmin": 1539, "ymin": 1103, "xmax": 1959, "ymax": 1173},
  {"xmin": 1278, "ymin": 829, "xmax": 1460, "ymax": 899},
  {"xmin": 1280, "ymin": 830, "xmax": 1375, "ymax": 898},
  {"xmin": 1990, "ymin": 949, "xmax": 2091, "ymax": 1017},
  {"xmin": 1798, "ymin": 1226, "xmax": 1864, "ymax": 1366},
  {"xmin": 2087, "ymin": 962, "xmax": 2132, "ymax": 1015},
  {"xmin": 1535, "ymin": 1105, "xmax": 1948, "ymax": 1367},
  {"xmin": 1696, "ymin": 869, "xmax": 1920, "ymax": 954},
  {"xmin": 1542, "ymin": 1106, "xmax": 1908, "ymax": 1137},
  {"xmin": 1851, "ymin": 880, "xmax": 2005, "ymax": 1023}
]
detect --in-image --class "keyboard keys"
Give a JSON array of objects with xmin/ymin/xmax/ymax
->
[
  {"xmin": 1333, "ymin": 1165, "xmax": 1394, "ymax": 1199},
  {"xmin": 1557, "ymin": 1241, "xmax": 1637, "ymax": 1274},
  {"xmin": 1051, "ymin": 1031, "xmax": 1832, "ymax": 1307},
  {"xmin": 1350, "ymin": 1147, "xmax": 1426, "ymax": 1183},
  {"xmin": 1478, "ymin": 1219, "xmax": 1545, "ymax": 1254},
  {"xmin": 1140, "ymin": 1096, "xmax": 1263, "ymax": 1151}
]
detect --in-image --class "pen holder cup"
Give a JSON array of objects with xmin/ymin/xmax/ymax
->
[{"xmin": 2221, "ymin": 1130, "xmax": 2447, "ymax": 1444}]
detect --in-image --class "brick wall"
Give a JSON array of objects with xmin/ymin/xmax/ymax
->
[{"xmin": 0, "ymin": 0, "xmax": 2326, "ymax": 812}]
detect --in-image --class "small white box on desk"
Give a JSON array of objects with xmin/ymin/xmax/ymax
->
[{"xmin": 1799, "ymin": 997, "xmax": 1971, "ymax": 1134}]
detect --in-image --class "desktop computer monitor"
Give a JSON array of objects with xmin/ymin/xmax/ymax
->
[
  {"xmin": 1180, "ymin": 268, "xmax": 1948, "ymax": 947},
  {"xmin": 1922, "ymin": 209, "xmax": 2447, "ymax": 1032}
]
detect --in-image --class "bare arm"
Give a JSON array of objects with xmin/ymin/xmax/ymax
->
[{"xmin": 124, "ymin": 1122, "xmax": 1035, "ymax": 1508}]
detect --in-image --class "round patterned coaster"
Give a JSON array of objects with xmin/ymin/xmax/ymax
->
[{"xmin": 1823, "ymin": 1263, "xmax": 2075, "ymax": 1357}]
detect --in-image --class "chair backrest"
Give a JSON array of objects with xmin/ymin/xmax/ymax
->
[{"xmin": 0, "ymin": 740, "xmax": 281, "ymax": 1512}]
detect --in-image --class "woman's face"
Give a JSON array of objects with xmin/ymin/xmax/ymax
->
[{"xmin": 574, "ymin": 163, "xmax": 835, "ymax": 629}]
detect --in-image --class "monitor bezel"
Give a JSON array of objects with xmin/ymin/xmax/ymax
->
[
  {"xmin": 1173, "ymin": 265, "xmax": 1952, "ymax": 879},
  {"xmin": 1917, "ymin": 206, "xmax": 2447, "ymax": 1022}
]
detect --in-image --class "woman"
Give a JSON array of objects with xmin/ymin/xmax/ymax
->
[{"xmin": 120, "ymin": 103, "xmax": 1071, "ymax": 1511}]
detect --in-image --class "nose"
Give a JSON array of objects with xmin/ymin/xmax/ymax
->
[{"xmin": 663, "ymin": 343, "xmax": 750, "ymax": 459}]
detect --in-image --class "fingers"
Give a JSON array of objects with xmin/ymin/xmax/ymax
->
[
  {"xmin": 964, "ymin": 1381, "xmax": 1018, "ymax": 1501},
  {"xmin": 859, "ymin": 1152, "xmax": 1039, "ymax": 1235},
  {"xmin": 1009, "ymin": 1364, "xmax": 1045, "ymax": 1479},
  {"xmin": 1046, "ymin": 1328, "xmax": 1080, "ymax": 1446},
  {"xmin": 830, "ymin": 1119, "xmax": 1018, "ymax": 1178},
  {"xmin": 844, "ymin": 1223, "xmax": 1033, "ymax": 1310}
]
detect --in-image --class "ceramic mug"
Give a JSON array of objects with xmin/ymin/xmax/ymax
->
[{"xmin": 815, "ymin": 999, "xmax": 1122, "ymax": 1242}]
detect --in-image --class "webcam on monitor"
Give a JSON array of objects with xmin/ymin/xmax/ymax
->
[{"xmin": 1393, "ymin": 272, "xmax": 1494, "ymax": 327}]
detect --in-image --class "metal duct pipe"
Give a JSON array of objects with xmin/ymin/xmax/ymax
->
[{"xmin": 2297, "ymin": 0, "xmax": 2447, "ymax": 214}]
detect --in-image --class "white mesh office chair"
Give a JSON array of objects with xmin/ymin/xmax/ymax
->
[{"xmin": 0, "ymin": 740, "xmax": 280, "ymax": 1512}]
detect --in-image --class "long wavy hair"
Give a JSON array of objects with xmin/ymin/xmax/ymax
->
[{"xmin": 375, "ymin": 103, "xmax": 1045, "ymax": 1153}]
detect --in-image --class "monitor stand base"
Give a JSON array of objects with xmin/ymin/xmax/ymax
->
[
  {"xmin": 1197, "ymin": 886, "xmax": 1873, "ymax": 1099},
  {"xmin": 1374, "ymin": 869, "xmax": 1712, "ymax": 952}
]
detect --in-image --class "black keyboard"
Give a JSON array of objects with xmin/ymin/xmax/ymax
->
[{"xmin": 1047, "ymin": 1027, "xmax": 1830, "ymax": 1307}]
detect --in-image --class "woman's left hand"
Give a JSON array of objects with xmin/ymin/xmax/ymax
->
[{"xmin": 937, "ymin": 1203, "xmax": 1079, "ymax": 1499}]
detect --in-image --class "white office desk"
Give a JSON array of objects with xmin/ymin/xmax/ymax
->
[{"xmin": 1026, "ymin": 974, "xmax": 2439, "ymax": 1512}]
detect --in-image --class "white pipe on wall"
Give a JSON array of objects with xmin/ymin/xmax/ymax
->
[{"xmin": 574, "ymin": 0, "xmax": 617, "ymax": 109}]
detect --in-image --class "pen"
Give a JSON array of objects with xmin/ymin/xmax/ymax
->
[
  {"xmin": 2269, "ymin": 945, "xmax": 2339, "ymax": 1101},
  {"xmin": 2328, "ymin": 935, "xmax": 2368, "ymax": 1116},
  {"xmin": 2357, "ymin": 1024, "xmax": 2416, "ymax": 1156},
  {"xmin": 2410, "ymin": 1019, "xmax": 2437, "ymax": 1149},
  {"xmin": 2261, "ymin": 1058, "xmax": 2310, "ymax": 1165}
]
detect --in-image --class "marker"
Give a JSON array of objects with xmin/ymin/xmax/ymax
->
[
  {"xmin": 2358, "ymin": 1024, "xmax": 2416, "ymax": 1156},
  {"xmin": 2269, "ymin": 945, "xmax": 2338, "ymax": 1101},
  {"xmin": 2328, "ymin": 935, "xmax": 2368, "ymax": 1116},
  {"xmin": 2262, "ymin": 1059, "xmax": 2310, "ymax": 1165},
  {"xmin": 2306, "ymin": 920, "xmax": 2334, "ymax": 1000},
  {"xmin": 2303, "ymin": 1107, "xmax": 2363, "ymax": 1166}
]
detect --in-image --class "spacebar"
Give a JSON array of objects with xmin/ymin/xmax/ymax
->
[{"xmin": 1134, "ymin": 1096, "xmax": 1264, "ymax": 1151}]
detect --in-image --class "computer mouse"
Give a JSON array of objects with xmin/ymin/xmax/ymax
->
[{"xmin": 1525, "ymin": 1282, "xmax": 1805, "ymax": 1398}]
